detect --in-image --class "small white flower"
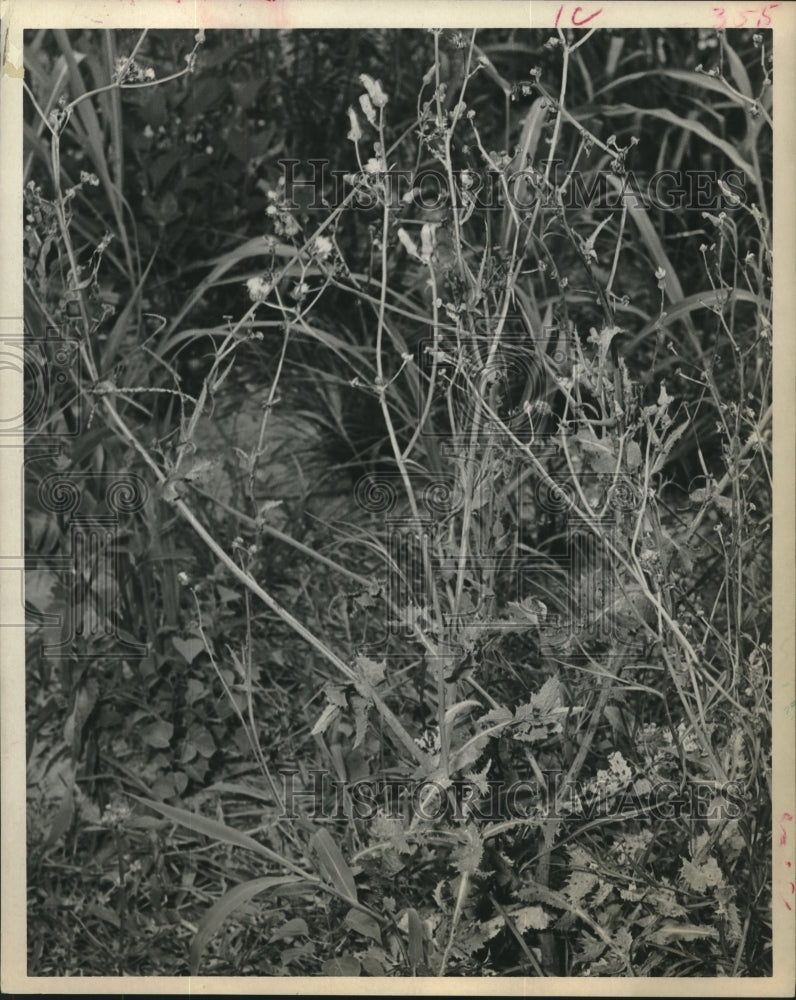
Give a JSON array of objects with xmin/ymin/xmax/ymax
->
[
  {"xmin": 359, "ymin": 73, "xmax": 388, "ymax": 108},
  {"xmin": 142, "ymin": 124, "xmax": 154, "ymax": 139},
  {"xmin": 246, "ymin": 276, "xmax": 271, "ymax": 302},
  {"xmin": 364, "ymin": 157, "xmax": 381, "ymax": 175},
  {"xmin": 359, "ymin": 92, "xmax": 377, "ymax": 127},
  {"xmin": 313, "ymin": 235, "xmax": 333, "ymax": 258},
  {"xmin": 347, "ymin": 108, "xmax": 362, "ymax": 143}
]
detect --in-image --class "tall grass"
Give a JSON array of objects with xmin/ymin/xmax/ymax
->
[{"xmin": 23, "ymin": 26, "xmax": 772, "ymax": 976}]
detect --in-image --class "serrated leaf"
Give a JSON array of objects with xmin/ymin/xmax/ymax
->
[
  {"xmin": 371, "ymin": 813, "xmax": 414, "ymax": 855},
  {"xmin": 679, "ymin": 855, "xmax": 724, "ymax": 892},
  {"xmin": 530, "ymin": 675, "xmax": 561, "ymax": 715},
  {"xmin": 513, "ymin": 904, "xmax": 549, "ymax": 932},
  {"xmin": 344, "ymin": 907, "xmax": 382, "ymax": 944},
  {"xmin": 723, "ymin": 900, "xmax": 742, "ymax": 944},
  {"xmin": 477, "ymin": 914, "xmax": 505, "ymax": 941},
  {"xmin": 479, "ymin": 705, "xmax": 513, "ymax": 727},
  {"xmin": 190, "ymin": 876, "xmax": 304, "ymax": 974},
  {"xmin": 355, "ymin": 655, "xmax": 385, "ymax": 689},
  {"xmin": 464, "ymin": 758, "xmax": 493, "ymax": 796},
  {"xmin": 564, "ymin": 867, "xmax": 598, "ymax": 905},
  {"xmin": 324, "ymin": 682, "xmax": 348, "ymax": 708},
  {"xmin": 311, "ymin": 829, "xmax": 358, "ymax": 902},
  {"xmin": 444, "ymin": 699, "xmax": 481, "ymax": 727},
  {"xmin": 452, "ymin": 826, "xmax": 483, "ymax": 876}
]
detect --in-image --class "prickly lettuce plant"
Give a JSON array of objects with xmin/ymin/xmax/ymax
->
[{"xmin": 23, "ymin": 26, "xmax": 771, "ymax": 976}]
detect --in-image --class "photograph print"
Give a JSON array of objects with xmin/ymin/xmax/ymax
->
[{"xmin": 7, "ymin": 5, "xmax": 788, "ymax": 986}]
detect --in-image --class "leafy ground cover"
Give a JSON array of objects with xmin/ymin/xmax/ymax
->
[{"xmin": 23, "ymin": 25, "xmax": 772, "ymax": 976}]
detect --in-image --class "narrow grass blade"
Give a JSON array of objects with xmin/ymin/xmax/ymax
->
[
  {"xmin": 632, "ymin": 287, "xmax": 762, "ymax": 344},
  {"xmin": 601, "ymin": 103, "xmax": 756, "ymax": 182},
  {"xmin": 720, "ymin": 37, "xmax": 753, "ymax": 99},
  {"xmin": 190, "ymin": 875, "xmax": 306, "ymax": 974},
  {"xmin": 130, "ymin": 794, "xmax": 314, "ymax": 880},
  {"xmin": 597, "ymin": 69, "xmax": 762, "ymax": 115},
  {"xmin": 103, "ymin": 250, "xmax": 157, "ymax": 364},
  {"xmin": 406, "ymin": 907, "xmax": 425, "ymax": 968}
]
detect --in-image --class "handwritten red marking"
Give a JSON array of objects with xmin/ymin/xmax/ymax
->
[
  {"xmin": 713, "ymin": 4, "xmax": 780, "ymax": 30},
  {"xmin": 554, "ymin": 4, "xmax": 603, "ymax": 28},
  {"xmin": 571, "ymin": 6, "xmax": 603, "ymax": 26}
]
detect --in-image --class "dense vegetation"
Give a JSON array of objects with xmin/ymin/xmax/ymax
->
[{"xmin": 23, "ymin": 26, "xmax": 772, "ymax": 977}]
